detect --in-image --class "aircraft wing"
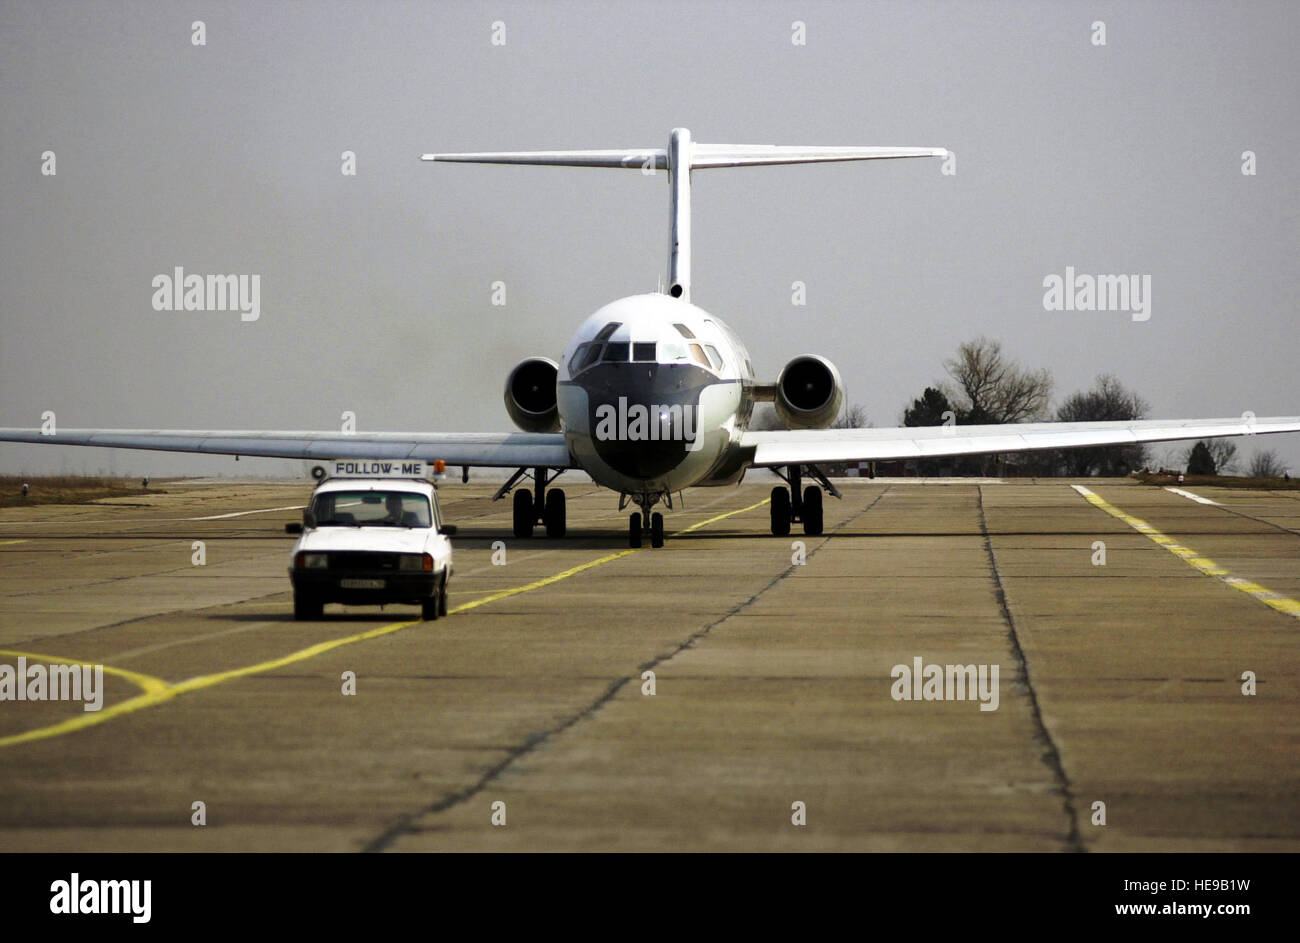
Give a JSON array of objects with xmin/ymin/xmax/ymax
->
[
  {"xmin": 739, "ymin": 417, "xmax": 1300, "ymax": 467},
  {"xmin": 0, "ymin": 429, "xmax": 574, "ymax": 469}
]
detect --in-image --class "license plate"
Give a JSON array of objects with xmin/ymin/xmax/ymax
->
[{"xmin": 340, "ymin": 578, "xmax": 385, "ymax": 589}]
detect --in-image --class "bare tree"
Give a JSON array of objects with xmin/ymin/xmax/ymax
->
[
  {"xmin": 833, "ymin": 403, "xmax": 869, "ymax": 430},
  {"xmin": 1055, "ymin": 374, "xmax": 1150, "ymax": 476},
  {"xmin": 940, "ymin": 337, "xmax": 1052, "ymax": 475},
  {"xmin": 942, "ymin": 337, "xmax": 1053, "ymax": 425},
  {"xmin": 1247, "ymin": 449, "xmax": 1285, "ymax": 478}
]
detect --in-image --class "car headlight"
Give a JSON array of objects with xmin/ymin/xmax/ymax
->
[
  {"xmin": 399, "ymin": 553, "xmax": 434, "ymax": 571},
  {"xmin": 295, "ymin": 552, "xmax": 329, "ymax": 569}
]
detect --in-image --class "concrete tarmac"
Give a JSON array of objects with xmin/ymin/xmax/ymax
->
[{"xmin": 0, "ymin": 478, "xmax": 1296, "ymax": 851}]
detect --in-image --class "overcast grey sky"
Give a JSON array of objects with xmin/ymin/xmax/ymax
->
[{"xmin": 2, "ymin": 0, "xmax": 1296, "ymax": 476}]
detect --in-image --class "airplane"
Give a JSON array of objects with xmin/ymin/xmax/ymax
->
[{"xmin": 3, "ymin": 128, "xmax": 1297, "ymax": 548}]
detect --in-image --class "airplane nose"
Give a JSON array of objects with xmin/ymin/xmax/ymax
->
[{"xmin": 582, "ymin": 363, "xmax": 707, "ymax": 479}]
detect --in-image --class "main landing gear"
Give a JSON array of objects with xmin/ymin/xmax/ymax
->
[
  {"xmin": 496, "ymin": 466, "xmax": 566, "ymax": 538},
  {"xmin": 769, "ymin": 464, "xmax": 839, "ymax": 537}
]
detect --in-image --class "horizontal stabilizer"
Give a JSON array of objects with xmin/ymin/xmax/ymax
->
[
  {"xmin": 689, "ymin": 144, "xmax": 948, "ymax": 169},
  {"xmin": 424, "ymin": 128, "xmax": 948, "ymax": 302},
  {"xmin": 421, "ymin": 149, "xmax": 667, "ymax": 170},
  {"xmin": 421, "ymin": 143, "xmax": 946, "ymax": 171}
]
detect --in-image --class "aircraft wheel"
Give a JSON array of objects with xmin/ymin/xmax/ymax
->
[
  {"xmin": 513, "ymin": 489, "xmax": 534, "ymax": 538},
  {"xmin": 544, "ymin": 489, "xmax": 567, "ymax": 538},
  {"xmin": 650, "ymin": 512, "xmax": 664, "ymax": 548},
  {"xmin": 629, "ymin": 512, "xmax": 642, "ymax": 548},
  {"xmin": 802, "ymin": 485, "xmax": 823, "ymax": 536},
  {"xmin": 770, "ymin": 486, "xmax": 791, "ymax": 536}
]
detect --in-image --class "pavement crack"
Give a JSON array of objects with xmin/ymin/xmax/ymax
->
[
  {"xmin": 360, "ymin": 484, "xmax": 892, "ymax": 853},
  {"xmin": 977, "ymin": 485, "xmax": 1084, "ymax": 854}
]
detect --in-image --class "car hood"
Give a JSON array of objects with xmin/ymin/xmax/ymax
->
[{"xmin": 297, "ymin": 527, "xmax": 433, "ymax": 555}]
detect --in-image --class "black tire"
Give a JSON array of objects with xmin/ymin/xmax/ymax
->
[
  {"xmin": 628, "ymin": 512, "xmax": 642, "ymax": 548},
  {"xmin": 438, "ymin": 573, "xmax": 449, "ymax": 617},
  {"xmin": 421, "ymin": 592, "xmax": 439, "ymax": 621},
  {"xmin": 513, "ymin": 489, "xmax": 534, "ymax": 538},
  {"xmin": 770, "ymin": 486, "xmax": 791, "ymax": 536},
  {"xmin": 544, "ymin": 489, "xmax": 566, "ymax": 538},
  {"xmin": 650, "ymin": 512, "xmax": 664, "ymax": 548},
  {"xmin": 293, "ymin": 592, "xmax": 323, "ymax": 621},
  {"xmin": 802, "ymin": 485, "xmax": 823, "ymax": 536}
]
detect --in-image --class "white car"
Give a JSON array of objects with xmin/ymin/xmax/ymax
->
[{"xmin": 285, "ymin": 462, "xmax": 455, "ymax": 621}]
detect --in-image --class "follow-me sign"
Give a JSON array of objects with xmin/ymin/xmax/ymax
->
[{"xmin": 329, "ymin": 460, "xmax": 429, "ymax": 478}]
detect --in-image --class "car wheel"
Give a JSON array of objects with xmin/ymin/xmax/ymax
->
[{"xmin": 293, "ymin": 592, "xmax": 323, "ymax": 621}]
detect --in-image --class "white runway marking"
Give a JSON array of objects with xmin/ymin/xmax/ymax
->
[
  {"xmin": 189, "ymin": 505, "xmax": 305, "ymax": 520},
  {"xmin": 1163, "ymin": 487, "xmax": 1220, "ymax": 506}
]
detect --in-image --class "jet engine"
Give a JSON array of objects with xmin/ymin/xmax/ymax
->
[
  {"xmin": 503, "ymin": 357, "xmax": 561, "ymax": 433},
  {"xmin": 774, "ymin": 355, "xmax": 844, "ymax": 430}
]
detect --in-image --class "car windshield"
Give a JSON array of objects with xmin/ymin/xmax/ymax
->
[{"xmin": 311, "ymin": 490, "xmax": 432, "ymax": 528}]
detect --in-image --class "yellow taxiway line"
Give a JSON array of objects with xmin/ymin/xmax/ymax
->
[
  {"xmin": 1072, "ymin": 485, "xmax": 1300, "ymax": 621},
  {"xmin": 0, "ymin": 498, "xmax": 771, "ymax": 750}
]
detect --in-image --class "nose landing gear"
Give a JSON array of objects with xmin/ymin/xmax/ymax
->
[{"xmin": 626, "ymin": 493, "xmax": 666, "ymax": 548}]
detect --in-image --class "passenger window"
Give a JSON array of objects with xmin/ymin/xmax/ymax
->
[
  {"xmin": 633, "ymin": 342, "xmax": 657, "ymax": 362},
  {"xmin": 603, "ymin": 342, "xmax": 629, "ymax": 362}
]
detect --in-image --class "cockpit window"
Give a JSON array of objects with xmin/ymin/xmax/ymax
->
[
  {"xmin": 632, "ymin": 342, "xmax": 657, "ymax": 362},
  {"xmin": 570, "ymin": 343, "xmax": 604, "ymax": 373},
  {"xmin": 673, "ymin": 323, "xmax": 696, "ymax": 339},
  {"xmin": 704, "ymin": 345, "xmax": 724, "ymax": 371},
  {"xmin": 595, "ymin": 322, "xmax": 621, "ymax": 342},
  {"xmin": 661, "ymin": 341, "xmax": 688, "ymax": 362},
  {"xmin": 688, "ymin": 344, "xmax": 711, "ymax": 368},
  {"xmin": 568, "ymin": 344, "xmax": 589, "ymax": 374},
  {"xmin": 602, "ymin": 342, "xmax": 629, "ymax": 362}
]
